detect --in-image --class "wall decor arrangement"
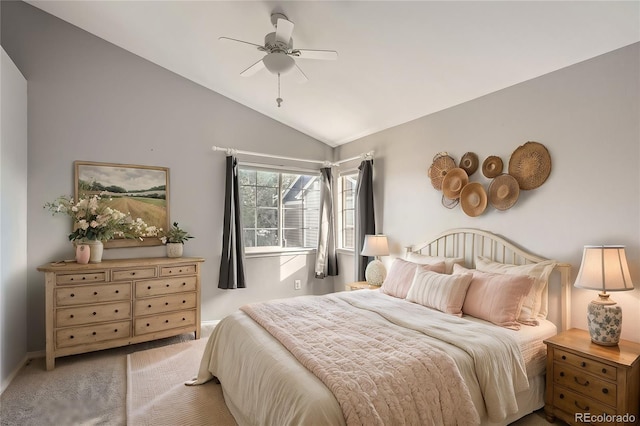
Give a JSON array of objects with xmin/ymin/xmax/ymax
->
[
  {"xmin": 74, "ymin": 161, "xmax": 170, "ymax": 247},
  {"xmin": 428, "ymin": 141, "xmax": 551, "ymax": 217}
]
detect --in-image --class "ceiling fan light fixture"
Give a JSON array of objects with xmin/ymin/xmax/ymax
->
[{"xmin": 263, "ymin": 52, "xmax": 295, "ymax": 74}]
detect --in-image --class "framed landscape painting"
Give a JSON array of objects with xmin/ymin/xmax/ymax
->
[{"xmin": 74, "ymin": 161, "xmax": 170, "ymax": 248}]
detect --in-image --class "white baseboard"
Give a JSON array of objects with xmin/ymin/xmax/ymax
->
[{"xmin": 0, "ymin": 354, "xmax": 29, "ymax": 395}]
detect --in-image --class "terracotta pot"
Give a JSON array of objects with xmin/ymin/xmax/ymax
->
[{"xmin": 75, "ymin": 243, "xmax": 90, "ymax": 264}]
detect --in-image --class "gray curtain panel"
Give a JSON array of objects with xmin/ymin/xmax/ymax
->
[
  {"xmin": 218, "ymin": 155, "xmax": 246, "ymax": 289},
  {"xmin": 355, "ymin": 159, "xmax": 375, "ymax": 281},
  {"xmin": 314, "ymin": 167, "xmax": 338, "ymax": 278}
]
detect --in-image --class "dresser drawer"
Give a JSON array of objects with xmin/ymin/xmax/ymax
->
[
  {"xmin": 554, "ymin": 386, "xmax": 613, "ymax": 423},
  {"xmin": 159, "ymin": 264, "xmax": 197, "ymax": 277},
  {"xmin": 56, "ymin": 272, "xmax": 107, "ymax": 285},
  {"xmin": 135, "ymin": 292, "xmax": 197, "ymax": 316},
  {"xmin": 56, "ymin": 301, "xmax": 131, "ymax": 327},
  {"xmin": 56, "ymin": 320, "xmax": 131, "ymax": 348},
  {"xmin": 553, "ymin": 362, "xmax": 617, "ymax": 407},
  {"xmin": 135, "ymin": 276, "xmax": 197, "ymax": 298},
  {"xmin": 56, "ymin": 283, "xmax": 131, "ymax": 306},
  {"xmin": 554, "ymin": 349, "xmax": 617, "ymax": 381},
  {"xmin": 112, "ymin": 267, "xmax": 156, "ymax": 281},
  {"xmin": 134, "ymin": 310, "xmax": 196, "ymax": 336}
]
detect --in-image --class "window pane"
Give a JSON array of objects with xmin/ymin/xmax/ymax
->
[
  {"xmin": 243, "ymin": 230, "xmax": 256, "ymax": 248},
  {"xmin": 257, "ymin": 187, "xmax": 278, "ymax": 207},
  {"xmin": 241, "ymin": 206, "xmax": 256, "ymax": 228},
  {"xmin": 257, "ymin": 171, "xmax": 278, "ymax": 187},
  {"xmin": 343, "ymin": 228, "xmax": 354, "ymax": 249},
  {"xmin": 305, "ymin": 228, "xmax": 318, "ymax": 248},
  {"xmin": 283, "ymin": 208, "xmax": 302, "ymax": 228},
  {"xmin": 257, "ymin": 208, "xmax": 278, "ymax": 228},
  {"xmin": 284, "ymin": 229, "xmax": 303, "ymax": 247},
  {"xmin": 344, "ymin": 190, "xmax": 354, "ymax": 209},
  {"xmin": 240, "ymin": 186, "xmax": 256, "ymax": 207},
  {"xmin": 282, "ymin": 173, "xmax": 300, "ymax": 190},
  {"xmin": 257, "ymin": 229, "xmax": 278, "ymax": 246},
  {"xmin": 239, "ymin": 169, "xmax": 256, "ymax": 186}
]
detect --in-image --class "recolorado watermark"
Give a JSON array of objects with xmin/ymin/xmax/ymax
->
[{"xmin": 575, "ymin": 413, "xmax": 636, "ymax": 424}]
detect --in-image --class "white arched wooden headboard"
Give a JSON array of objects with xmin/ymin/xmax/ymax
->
[{"xmin": 406, "ymin": 228, "xmax": 572, "ymax": 331}]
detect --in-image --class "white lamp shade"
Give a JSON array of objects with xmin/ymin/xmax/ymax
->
[
  {"xmin": 574, "ymin": 245, "xmax": 634, "ymax": 292},
  {"xmin": 361, "ymin": 235, "xmax": 389, "ymax": 257}
]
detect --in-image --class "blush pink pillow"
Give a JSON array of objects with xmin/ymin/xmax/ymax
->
[
  {"xmin": 381, "ymin": 258, "xmax": 446, "ymax": 299},
  {"xmin": 406, "ymin": 268, "xmax": 473, "ymax": 316},
  {"xmin": 455, "ymin": 264, "xmax": 535, "ymax": 330}
]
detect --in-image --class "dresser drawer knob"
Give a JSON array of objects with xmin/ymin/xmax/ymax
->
[
  {"xmin": 92, "ymin": 312, "xmax": 96, "ymax": 316},
  {"xmin": 70, "ymin": 294, "xmax": 75, "ymax": 297},
  {"xmin": 70, "ymin": 314, "xmax": 74, "ymax": 318},
  {"xmin": 114, "ymin": 329, "xmax": 118, "ymax": 333},
  {"xmin": 601, "ymin": 368, "xmax": 607, "ymax": 374},
  {"xmin": 166, "ymin": 284, "xmax": 170, "ymax": 287},
  {"xmin": 115, "ymin": 290, "xmax": 119, "ymax": 294},
  {"xmin": 182, "ymin": 282, "xmax": 186, "ymax": 286},
  {"xmin": 82, "ymin": 277, "xmax": 86, "ymax": 280},
  {"xmin": 574, "ymin": 401, "xmax": 589, "ymax": 411},
  {"xmin": 115, "ymin": 309, "xmax": 119, "ymax": 313},
  {"xmin": 559, "ymin": 393, "xmax": 564, "ymax": 399},
  {"xmin": 581, "ymin": 361, "xmax": 586, "ymax": 367},
  {"xmin": 94, "ymin": 292, "xmax": 98, "ymax": 296},
  {"xmin": 92, "ymin": 332, "xmax": 96, "ymax": 336},
  {"xmin": 179, "ymin": 269, "xmax": 183, "ymax": 273},
  {"xmin": 602, "ymin": 388, "xmax": 609, "ymax": 394},
  {"xmin": 560, "ymin": 372, "xmax": 565, "ymax": 377},
  {"xmin": 165, "ymin": 319, "xmax": 169, "ymax": 323},
  {"xmin": 148, "ymin": 304, "xmax": 152, "ymax": 308},
  {"xmin": 561, "ymin": 355, "xmax": 566, "ymax": 360},
  {"xmin": 146, "ymin": 323, "xmax": 150, "ymax": 327},
  {"xmin": 182, "ymin": 300, "xmax": 186, "ymax": 304},
  {"xmin": 182, "ymin": 317, "xmax": 186, "ymax": 321},
  {"xmin": 131, "ymin": 272, "xmax": 136, "ymax": 276},
  {"xmin": 70, "ymin": 335, "xmax": 74, "ymax": 339},
  {"xmin": 148, "ymin": 286, "xmax": 151, "ymax": 290},
  {"xmin": 165, "ymin": 302, "xmax": 169, "ymax": 306},
  {"xmin": 574, "ymin": 377, "xmax": 589, "ymax": 386}
]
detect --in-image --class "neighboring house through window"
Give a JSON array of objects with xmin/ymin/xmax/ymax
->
[{"xmin": 339, "ymin": 172, "xmax": 357, "ymax": 250}]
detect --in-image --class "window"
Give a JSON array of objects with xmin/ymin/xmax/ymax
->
[
  {"xmin": 239, "ymin": 166, "xmax": 320, "ymax": 251},
  {"xmin": 339, "ymin": 173, "xmax": 358, "ymax": 250}
]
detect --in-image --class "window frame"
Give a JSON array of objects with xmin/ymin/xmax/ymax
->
[
  {"xmin": 238, "ymin": 163, "xmax": 321, "ymax": 255},
  {"xmin": 338, "ymin": 171, "xmax": 358, "ymax": 251}
]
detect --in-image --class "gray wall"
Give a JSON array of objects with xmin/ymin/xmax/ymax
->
[
  {"xmin": 1, "ymin": 48, "xmax": 28, "ymax": 390},
  {"xmin": 1, "ymin": 1, "xmax": 334, "ymax": 353},
  {"xmin": 335, "ymin": 43, "xmax": 640, "ymax": 342}
]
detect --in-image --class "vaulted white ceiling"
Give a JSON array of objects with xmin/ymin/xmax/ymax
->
[{"xmin": 27, "ymin": 1, "xmax": 640, "ymax": 147}]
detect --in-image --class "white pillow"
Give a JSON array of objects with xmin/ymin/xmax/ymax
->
[
  {"xmin": 475, "ymin": 256, "xmax": 556, "ymax": 323},
  {"xmin": 406, "ymin": 267, "xmax": 473, "ymax": 316},
  {"xmin": 406, "ymin": 252, "xmax": 465, "ymax": 274}
]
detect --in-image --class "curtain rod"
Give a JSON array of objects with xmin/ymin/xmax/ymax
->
[{"xmin": 211, "ymin": 146, "xmax": 374, "ymax": 167}]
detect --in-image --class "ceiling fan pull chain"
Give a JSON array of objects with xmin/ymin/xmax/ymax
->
[{"xmin": 276, "ymin": 73, "xmax": 283, "ymax": 107}]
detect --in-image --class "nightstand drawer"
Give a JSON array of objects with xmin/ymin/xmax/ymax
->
[
  {"xmin": 555, "ymin": 348, "xmax": 617, "ymax": 381},
  {"xmin": 553, "ymin": 362, "xmax": 617, "ymax": 407},
  {"xmin": 553, "ymin": 386, "xmax": 613, "ymax": 422}
]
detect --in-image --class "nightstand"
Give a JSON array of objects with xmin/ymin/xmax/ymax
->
[
  {"xmin": 345, "ymin": 281, "xmax": 380, "ymax": 291},
  {"xmin": 544, "ymin": 328, "xmax": 640, "ymax": 425}
]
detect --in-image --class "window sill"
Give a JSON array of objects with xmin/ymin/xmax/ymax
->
[
  {"xmin": 337, "ymin": 248, "xmax": 355, "ymax": 256},
  {"xmin": 245, "ymin": 248, "xmax": 317, "ymax": 259}
]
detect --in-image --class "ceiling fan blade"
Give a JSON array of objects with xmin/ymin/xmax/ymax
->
[
  {"xmin": 240, "ymin": 59, "xmax": 265, "ymax": 77},
  {"xmin": 294, "ymin": 49, "xmax": 338, "ymax": 60},
  {"xmin": 290, "ymin": 63, "xmax": 308, "ymax": 84},
  {"xmin": 219, "ymin": 36, "xmax": 264, "ymax": 51},
  {"xmin": 275, "ymin": 18, "xmax": 294, "ymax": 44}
]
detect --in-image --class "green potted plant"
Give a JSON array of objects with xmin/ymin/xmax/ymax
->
[{"xmin": 161, "ymin": 222, "xmax": 194, "ymax": 258}]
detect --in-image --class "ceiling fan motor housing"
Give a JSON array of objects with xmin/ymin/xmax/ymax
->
[{"xmin": 264, "ymin": 33, "xmax": 292, "ymax": 52}]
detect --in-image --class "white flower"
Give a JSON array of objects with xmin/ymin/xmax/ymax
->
[
  {"xmin": 78, "ymin": 219, "xmax": 89, "ymax": 230},
  {"xmin": 90, "ymin": 220, "xmax": 99, "ymax": 228},
  {"xmin": 160, "ymin": 236, "xmax": 167, "ymax": 244},
  {"xmin": 71, "ymin": 206, "xmax": 78, "ymax": 212}
]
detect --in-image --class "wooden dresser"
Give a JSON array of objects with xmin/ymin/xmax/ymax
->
[
  {"xmin": 37, "ymin": 257, "xmax": 204, "ymax": 370},
  {"xmin": 544, "ymin": 328, "xmax": 640, "ymax": 426}
]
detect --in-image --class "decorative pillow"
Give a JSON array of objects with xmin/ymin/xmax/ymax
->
[
  {"xmin": 406, "ymin": 267, "xmax": 473, "ymax": 316},
  {"xmin": 381, "ymin": 258, "xmax": 446, "ymax": 299},
  {"xmin": 475, "ymin": 256, "xmax": 556, "ymax": 323},
  {"xmin": 406, "ymin": 252, "xmax": 464, "ymax": 274},
  {"xmin": 455, "ymin": 264, "xmax": 535, "ymax": 330}
]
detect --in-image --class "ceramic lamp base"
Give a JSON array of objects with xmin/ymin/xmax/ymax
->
[
  {"xmin": 587, "ymin": 301, "xmax": 622, "ymax": 346},
  {"xmin": 365, "ymin": 259, "xmax": 386, "ymax": 286}
]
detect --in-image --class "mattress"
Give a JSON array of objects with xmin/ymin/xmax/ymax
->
[{"xmin": 190, "ymin": 292, "xmax": 556, "ymax": 426}]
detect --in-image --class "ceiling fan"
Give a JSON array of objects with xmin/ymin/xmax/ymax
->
[{"xmin": 220, "ymin": 13, "xmax": 338, "ymax": 107}]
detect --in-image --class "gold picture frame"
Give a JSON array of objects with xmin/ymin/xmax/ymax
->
[{"xmin": 74, "ymin": 161, "xmax": 170, "ymax": 248}]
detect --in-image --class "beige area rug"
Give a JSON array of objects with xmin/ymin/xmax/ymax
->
[{"xmin": 126, "ymin": 338, "xmax": 237, "ymax": 426}]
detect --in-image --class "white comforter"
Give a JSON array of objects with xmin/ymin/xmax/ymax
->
[{"xmin": 188, "ymin": 291, "xmax": 530, "ymax": 425}]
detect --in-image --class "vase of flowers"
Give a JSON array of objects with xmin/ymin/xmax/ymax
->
[
  {"xmin": 161, "ymin": 222, "xmax": 193, "ymax": 258},
  {"xmin": 45, "ymin": 193, "xmax": 160, "ymax": 263}
]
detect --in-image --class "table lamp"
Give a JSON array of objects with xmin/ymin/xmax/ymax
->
[
  {"xmin": 361, "ymin": 234, "xmax": 389, "ymax": 286},
  {"xmin": 574, "ymin": 245, "xmax": 634, "ymax": 346}
]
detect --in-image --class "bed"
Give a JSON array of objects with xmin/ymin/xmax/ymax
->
[{"xmin": 188, "ymin": 228, "xmax": 571, "ymax": 425}]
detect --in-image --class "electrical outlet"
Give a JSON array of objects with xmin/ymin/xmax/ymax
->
[{"xmin": 294, "ymin": 279, "xmax": 301, "ymax": 290}]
